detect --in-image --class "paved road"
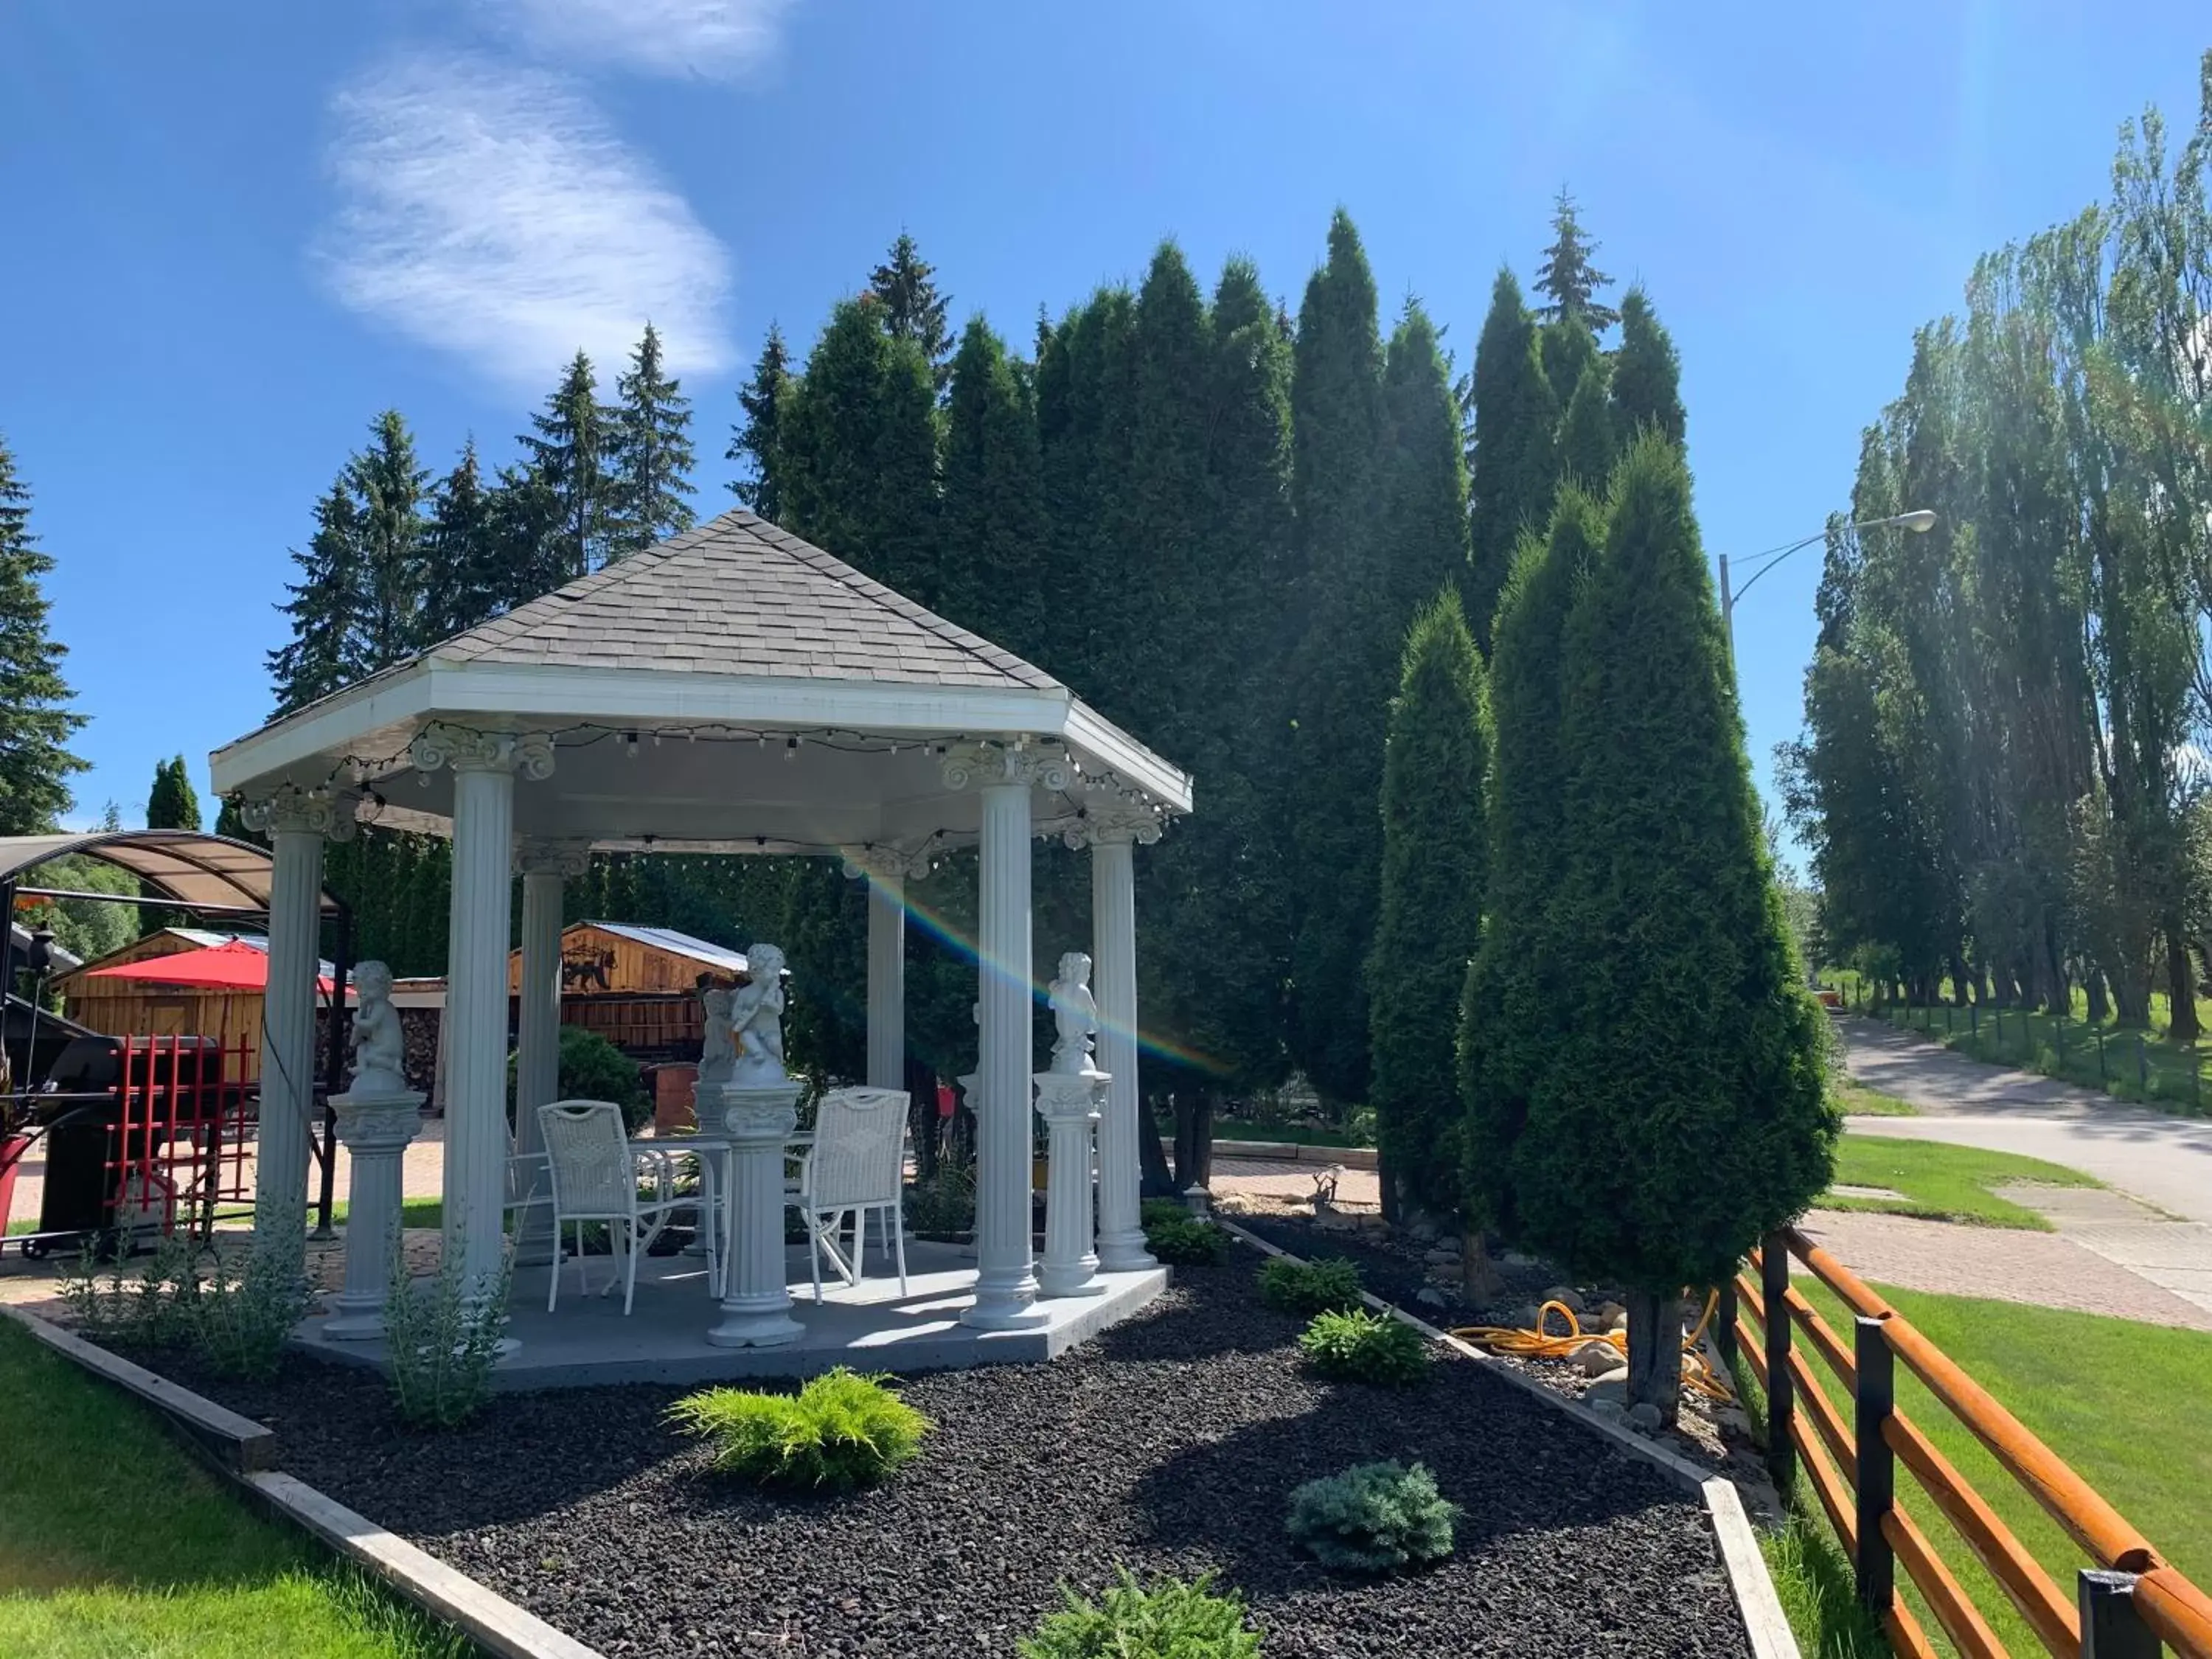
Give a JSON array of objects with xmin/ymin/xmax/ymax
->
[{"xmin": 1842, "ymin": 1018, "xmax": 2212, "ymax": 1317}]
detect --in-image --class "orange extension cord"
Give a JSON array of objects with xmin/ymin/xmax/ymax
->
[{"xmin": 1450, "ymin": 1290, "xmax": 1734, "ymax": 1402}]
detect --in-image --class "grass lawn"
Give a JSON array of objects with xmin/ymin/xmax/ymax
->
[
  {"xmin": 1822, "ymin": 1135, "xmax": 2101, "ymax": 1229},
  {"xmin": 1832, "ymin": 1077, "xmax": 1917, "ymax": 1117},
  {"xmin": 0, "ymin": 1318, "xmax": 466, "ymax": 1658},
  {"xmin": 1211, "ymin": 1119, "xmax": 1372, "ymax": 1148},
  {"xmin": 328, "ymin": 1197, "xmax": 444, "ymax": 1231},
  {"xmin": 1758, "ymin": 1279, "xmax": 2212, "ymax": 1659}
]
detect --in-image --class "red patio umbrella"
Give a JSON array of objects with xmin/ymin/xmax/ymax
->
[{"xmin": 84, "ymin": 939, "xmax": 342, "ymax": 996}]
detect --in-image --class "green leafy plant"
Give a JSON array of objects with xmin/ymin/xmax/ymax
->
[
  {"xmin": 906, "ymin": 1158, "xmax": 976, "ymax": 1235},
  {"xmin": 191, "ymin": 1204, "xmax": 313, "ymax": 1379},
  {"xmin": 509, "ymin": 1025, "xmax": 650, "ymax": 1134},
  {"xmin": 1297, "ymin": 1307, "xmax": 1429, "ymax": 1385},
  {"xmin": 1019, "ymin": 1568, "xmax": 1262, "ymax": 1658},
  {"xmin": 1284, "ymin": 1459, "xmax": 1458, "ymax": 1572},
  {"xmin": 1143, "ymin": 1211, "xmax": 1229, "ymax": 1265},
  {"xmin": 385, "ymin": 1233, "xmax": 514, "ymax": 1427},
  {"xmin": 1141, "ymin": 1197, "xmax": 1190, "ymax": 1229},
  {"xmin": 669, "ymin": 1367, "xmax": 930, "ymax": 1490},
  {"xmin": 1256, "ymin": 1254, "xmax": 1363, "ymax": 1317}
]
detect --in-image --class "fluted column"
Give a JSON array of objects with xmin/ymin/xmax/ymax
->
[
  {"xmin": 1074, "ymin": 810, "xmax": 1161, "ymax": 1271},
  {"xmin": 415, "ymin": 725, "xmax": 554, "ymax": 1308},
  {"xmin": 945, "ymin": 745, "xmax": 1065, "ymax": 1329},
  {"xmin": 843, "ymin": 849, "xmax": 914, "ymax": 1093},
  {"xmin": 324, "ymin": 1088, "xmax": 424, "ymax": 1338},
  {"xmin": 514, "ymin": 840, "xmax": 585, "ymax": 1266},
  {"xmin": 241, "ymin": 785, "xmax": 358, "ymax": 1271}
]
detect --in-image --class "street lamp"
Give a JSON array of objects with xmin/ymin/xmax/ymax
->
[{"xmin": 1719, "ymin": 509, "xmax": 1936, "ymax": 659}]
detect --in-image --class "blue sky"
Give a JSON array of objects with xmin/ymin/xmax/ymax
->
[{"xmin": 4, "ymin": 2, "xmax": 2208, "ymax": 852}]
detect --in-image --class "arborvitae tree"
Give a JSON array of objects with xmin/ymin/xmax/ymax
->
[
  {"xmin": 146, "ymin": 756, "xmax": 200, "ymax": 830},
  {"xmin": 938, "ymin": 316, "xmax": 1046, "ymax": 659},
  {"xmin": 0, "ymin": 436, "xmax": 86, "ymax": 834},
  {"xmin": 1534, "ymin": 188, "xmax": 1618, "ymax": 333},
  {"xmin": 1558, "ymin": 364, "xmax": 1616, "ymax": 490},
  {"xmin": 778, "ymin": 296, "xmax": 942, "ymax": 605},
  {"xmin": 1282, "ymin": 210, "xmax": 1391, "ymax": 1112},
  {"xmin": 268, "ymin": 479, "xmax": 362, "ymax": 716},
  {"xmin": 418, "ymin": 440, "xmax": 498, "ymax": 646},
  {"xmin": 520, "ymin": 350, "xmax": 619, "ymax": 580},
  {"xmin": 727, "ymin": 324, "xmax": 793, "ymax": 518},
  {"xmin": 611, "ymin": 321, "xmax": 697, "ymax": 557},
  {"xmin": 213, "ymin": 796, "xmax": 254, "ymax": 843},
  {"xmin": 1368, "ymin": 588, "xmax": 1489, "ymax": 1223},
  {"xmin": 1523, "ymin": 434, "xmax": 1833, "ymax": 1422},
  {"xmin": 347, "ymin": 409, "xmax": 428, "ymax": 673},
  {"xmin": 1610, "ymin": 287, "xmax": 1686, "ymax": 448},
  {"xmin": 1466, "ymin": 269, "xmax": 1559, "ymax": 651},
  {"xmin": 1035, "ymin": 287, "xmax": 1138, "ymax": 694},
  {"xmin": 1461, "ymin": 494, "xmax": 1601, "ymax": 1251},
  {"xmin": 1379, "ymin": 300, "xmax": 1472, "ymax": 623},
  {"xmin": 868, "ymin": 232, "xmax": 954, "ymax": 387}
]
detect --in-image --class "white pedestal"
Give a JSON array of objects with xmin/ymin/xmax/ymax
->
[
  {"xmin": 703, "ymin": 1082, "xmax": 804, "ymax": 1349},
  {"xmin": 323, "ymin": 1088, "xmax": 426, "ymax": 1340},
  {"xmin": 1035, "ymin": 1069, "xmax": 1105, "ymax": 1298}
]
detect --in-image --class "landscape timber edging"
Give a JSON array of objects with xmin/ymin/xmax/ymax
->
[
  {"xmin": 1214, "ymin": 1216, "xmax": 1802, "ymax": 1659},
  {"xmin": 3, "ymin": 1304, "xmax": 610, "ymax": 1659},
  {"xmin": 1164, "ymin": 1136, "xmax": 1380, "ymax": 1170}
]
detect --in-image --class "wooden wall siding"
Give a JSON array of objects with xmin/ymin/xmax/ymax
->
[
  {"xmin": 507, "ymin": 924, "xmax": 735, "ymax": 998},
  {"xmin": 560, "ymin": 993, "xmax": 702, "ymax": 1055}
]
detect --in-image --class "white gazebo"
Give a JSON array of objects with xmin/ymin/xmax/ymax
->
[{"xmin": 209, "ymin": 510, "xmax": 1187, "ymax": 1376}]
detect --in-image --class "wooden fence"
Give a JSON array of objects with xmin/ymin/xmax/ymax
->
[{"xmin": 1725, "ymin": 1225, "xmax": 2212, "ymax": 1658}]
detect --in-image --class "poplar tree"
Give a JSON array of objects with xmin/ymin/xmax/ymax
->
[
  {"xmin": 869, "ymin": 232, "xmax": 954, "ymax": 387},
  {"xmin": 0, "ymin": 436, "xmax": 86, "ymax": 834},
  {"xmin": 520, "ymin": 350, "xmax": 620, "ymax": 580},
  {"xmin": 1521, "ymin": 434, "xmax": 1832, "ymax": 1422},
  {"xmin": 727, "ymin": 325, "xmax": 793, "ymax": 519},
  {"xmin": 1283, "ymin": 209, "xmax": 1389, "ymax": 1110},
  {"xmin": 146, "ymin": 756, "xmax": 200, "ymax": 830},
  {"xmin": 1368, "ymin": 588, "xmax": 1488, "ymax": 1223},
  {"xmin": 1466, "ymin": 270, "xmax": 1559, "ymax": 650},
  {"xmin": 939, "ymin": 316, "xmax": 1046, "ymax": 658},
  {"xmin": 1610, "ymin": 288, "xmax": 1686, "ymax": 447},
  {"xmin": 612, "ymin": 321, "xmax": 697, "ymax": 557}
]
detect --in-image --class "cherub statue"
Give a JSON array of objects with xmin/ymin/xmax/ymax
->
[
  {"xmin": 1048, "ymin": 951, "xmax": 1098, "ymax": 1074},
  {"xmin": 347, "ymin": 961, "xmax": 408, "ymax": 1095},
  {"xmin": 698, "ymin": 983, "xmax": 736, "ymax": 1086},
  {"xmin": 728, "ymin": 943, "xmax": 787, "ymax": 1085}
]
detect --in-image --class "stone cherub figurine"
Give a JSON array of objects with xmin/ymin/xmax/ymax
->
[
  {"xmin": 728, "ymin": 943, "xmax": 788, "ymax": 1085},
  {"xmin": 1048, "ymin": 951, "xmax": 1099, "ymax": 1074},
  {"xmin": 698, "ymin": 982, "xmax": 737, "ymax": 1087},
  {"xmin": 347, "ymin": 961, "xmax": 409, "ymax": 1095}
]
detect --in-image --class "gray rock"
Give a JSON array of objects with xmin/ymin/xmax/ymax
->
[
  {"xmin": 1541, "ymin": 1284, "xmax": 1587, "ymax": 1315},
  {"xmin": 1424, "ymin": 1247, "xmax": 1460, "ymax": 1265},
  {"xmin": 1594, "ymin": 1299, "xmax": 1627, "ymax": 1324},
  {"xmin": 1587, "ymin": 1399, "xmax": 1626, "ymax": 1421},
  {"xmin": 1572, "ymin": 1340, "xmax": 1624, "ymax": 1377},
  {"xmin": 1627, "ymin": 1402, "xmax": 1665, "ymax": 1433},
  {"xmin": 1427, "ymin": 1262, "xmax": 1464, "ymax": 1281},
  {"xmin": 1409, "ymin": 1218, "xmax": 1440, "ymax": 1244},
  {"xmin": 1585, "ymin": 1377, "xmax": 1628, "ymax": 1408},
  {"xmin": 1416, "ymin": 1287, "xmax": 1448, "ymax": 1309}
]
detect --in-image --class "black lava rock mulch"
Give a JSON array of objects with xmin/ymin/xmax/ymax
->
[
  {"xmin": 1227, "ymin": 1211, "xmax": 1560, "ymax": 1329},
  {"xmin": 173, "ymin": 1251, "xmax": 1750, "ymax": 1658}
]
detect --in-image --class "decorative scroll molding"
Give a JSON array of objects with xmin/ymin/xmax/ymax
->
[
  {"xmin": 240, "ymin": 785, "xmax": 364, "ymax": 843},
  {"xmin": 513, "ymin": 838, "xmax": 591, "ymax": 880},
  {"xmin": 838, "ymin": 844, "xmax": 936, "ymax": 883},
  {"xmin": 409, "ymin": 723, "xmax": 557, "ymax": 781},
  {"xmin": 940, "ymin": 741, "xmax": 1073, "ymax": 794},
  {"xmin": 1060, "ymin": 806, "xmax": 1165, "ymax": 849}
]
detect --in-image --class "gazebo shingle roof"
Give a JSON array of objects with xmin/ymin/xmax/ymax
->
[{"xmin": 430, "ymin": 510, "xmax": 1064, "ymax": 692}]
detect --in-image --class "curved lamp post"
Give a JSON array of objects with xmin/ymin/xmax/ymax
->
[{"xmin": 1720, "ymin": 509, "xmax": 1935, "ymax": 660}]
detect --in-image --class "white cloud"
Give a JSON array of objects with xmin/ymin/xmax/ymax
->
[
  {"xmin": 476, "ymin": 0, "xmax": 795, "ymax": 81},
  {"xmin": 314, "ymin": 53, "xmax": 732, "ymax": 393}
]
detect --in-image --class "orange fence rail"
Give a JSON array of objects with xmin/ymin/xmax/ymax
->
[{"xmin": 1727, "ymin": 1225, "xmax": 2212, "ymax": 1659}]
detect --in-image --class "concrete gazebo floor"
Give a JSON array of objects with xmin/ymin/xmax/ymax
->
[{"xmin": 293, "ymin": 1242, "xmax": 1169, "ymax": 1390}]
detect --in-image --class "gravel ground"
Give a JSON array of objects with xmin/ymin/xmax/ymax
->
[{"xmin": 162, "ymin": 1248, "xmax": 1750, "ymax": 1659}]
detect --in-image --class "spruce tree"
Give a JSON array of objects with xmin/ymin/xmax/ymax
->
[
  {"xmin": 1610, "ymin": 287, "xmax": 1686, "ymax": 448},
  {"xmin": 1534, "ymin": 188, "xmax": 1618, "ymax": 332},
  {"xmin": 347, "ymin": 409, "xmax": 428, "ymax": 673},
  {"xmin": 268, "ymin": 478, "xmax": 362, "ymax": 716},
  {"xmin": 1379, "ymin": 300, "xmax": 1472, "ymax": 623},
  {"xmin": 1558, "ymin": 364, "xmax": 1616, "ymax": 490},
  {"xmin": 868, "ymin": 232, "xmax": 954, "ymax": 387},
  {"xmin": 0, "ymin": 436, "xmax": 86, "ymax": 834},
  {"xmin": 1368, "ymin": 588, "xmax": 1489, "ymax": 1223},
  {"xmin": 726, "ymin": 324, "xmax": 793, "ymax": 518},
  {"xmin": 611, "ymin": 321, "xmax": 697, "ymax": 557},
  {"xmin": 1282, "ymin": 209, "xmax": 1390, "ymax": 1111},
  {"xmin": 1521, "ymin": 434, "xmax": 1832, "ymax": 1422},
  {"xmin": 519, "ymin": 350, "xmax": 620, "ymax": 580},
  {"xmin": 484, "ymin": 462, "xmax": 562, "ymax": 609},
  {"xmin": 418, "ymin": 439, "xmax": 499, "ymax": 645},
  {"xmin": 1466, "ymin": 269, "xmax": 1559, "ymax": 651},
  {"xmin": 146, "ymin": 756, "xmax": 200, "ymax": 830},
  {"xmin": 939, "ymin": 316, "xmax": 1046, "ymax": 656}
]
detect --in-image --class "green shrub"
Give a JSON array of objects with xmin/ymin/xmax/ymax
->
[
  {"xmin": 669, "ymin": 1367, "xmax": 930, "ymax": 1490},
  {"xmin": 1141, "ymin": 1197, "xmax": 1189, "ymax": 1229},
  {"xmin": 1285, "ymin": 1459, "xmax": 1458, "ymax": 1571},
  {"xmin": 1256, "ymin": 1254, "xmax": 1363, "ymax": 1317},
  {"xmin": 191, "ymin": 1200, "xmax": 313, "ymax": 1379},
  {"xmin": 385, "ymin": 1234, "xmax": 513, "ymax": 1427},
  {"xmin": 906, "ymin": 1159, "xmax": 976, "ymax": 1235},
  {"xmin": 1019, "ymin": 1568, "xmax": 1262, "ymax": 1658},
  {"xmin": 1297, "ymin": 1308, "xmax": 1429, "ymax": 1385},
  {"xmin": 1144, "ymin": 1213, "xmax": 1229, "ymax": 1265},
  {"xmin": 509, "ymin": 1025, "xmax": 650, "ymax": 1134}
]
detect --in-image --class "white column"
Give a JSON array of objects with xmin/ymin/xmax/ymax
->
[
  {"xmin": 946, "ymin": 745, "xmax": 1058, "ymax": 1329},
  {"xmin": 1035, "ymin": 1070, "xmax": 1104, "ymax": 1296},
  {"xmin": 414, "ymin": 726, "xmax": 553, "ymax": 1309},
  {"xmin": 242, "ymin": 786, "xmax": 358, "ymax": 1271},
  {"xmin": 843, "ymin": 850, "xmax": 911, "ymax": 1093},
  {"xmin": 703, "ymin": 1082, "xmax": 804, "ymax": 1347},
  {"xmin": 513, "ymin": 841, "xmax": 584, "ymax": 1266},
  {"xmin": 1082, "ymin": 812, "xmax": 1161, "ymax": 1271},
  {"xmin": 323, "ymin": 1088, "xmax": 424, "ymax": 1338}
]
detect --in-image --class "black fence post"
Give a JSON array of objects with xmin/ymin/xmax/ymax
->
[
  {"xmin": 1994, "ymin": 1005, "xmax": 2004, "ymax": 1054},
  {"xmin": 2057, "ymin": 1015, "xmax": 2067, "ymax": 1074},
  {"xmin": 2097, "ymin": 1023, "xmax": 2108, "ymax": 1088},
  {"xmin": 1854, "ymin": 1315, "xmax": 1896, "ymax": 1622},
  {"xmin": 1762, "ymin": 1232, "xmax": 1795, "ymax": 1494},
  {"xmin": 1716, "ymin": 1278, "xmax": 1739, "ymax": 1371},
  {"xmin": 2078, "ymin": 1568, "xmax": 2159, "ymax": 1659},
  {"xmin": 2194, "ymin": 1057, "xmax": 2202, "ymax": 1116},
  {"xmin": 2137, "ymin": 1032, "xmax": 2149, "ymax": 1096},
  {"xmin": 1971, "ymin": 1001, "xmax": 1979, "ymax": 1041},
  {"xmin": 1945, "ymin": 1004, "xmax": 1953, "ymax": 1036}
]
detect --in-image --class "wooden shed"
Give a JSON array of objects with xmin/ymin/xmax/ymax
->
[
  {"xmin": 509, "ymin": 922, "xmax": 748, "ymax": 1058},
  {"xmin": 55, "ymin": 931, "xmax": 347, "ymax": 1080}
]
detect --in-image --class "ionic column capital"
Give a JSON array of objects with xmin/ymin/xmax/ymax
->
[
  {"xmin": 839, "ymin": 844, "xmax": 933, "ymax": 882},
  {"xmin": 941, "ymin": 741, "xmax": 1073, "ymax": 793},
  {"xmin": 515, "ymin": 838, "xmax": 591, "ymax": 879},
  {"xmin": 1062, "ymin": 807, "xmax": 1164, "ymax": 849},
  {"xmin": 411, "ymin": 723, "xmax": 557, "ymax": 780},
  {"xmin": 240, "ymin": 784, "xmax": 364, "ymax": 843}
]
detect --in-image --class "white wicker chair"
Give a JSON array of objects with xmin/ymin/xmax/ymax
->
[
  {"xmin": 537, "ymin": 1099, "xmax": 695, "ymax": 1315},
  {"xmin": 791, "ymin": 1087, "xmax": 910, "ymax": 1303}
]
